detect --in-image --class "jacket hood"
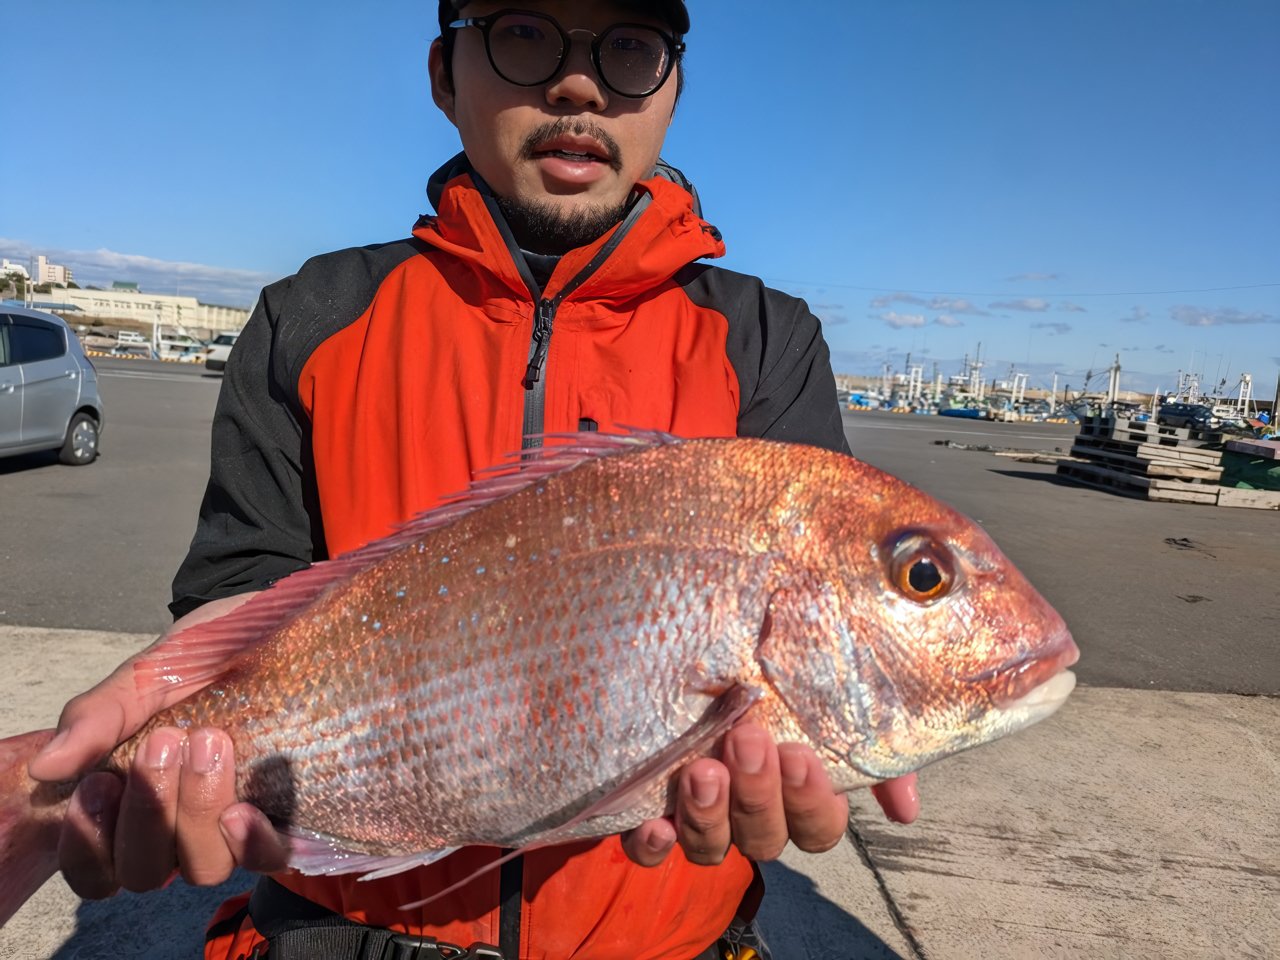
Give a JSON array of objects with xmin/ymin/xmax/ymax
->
[{"xmin": 414, "ymin": 153, "xmax": 723, "ymax": 303}]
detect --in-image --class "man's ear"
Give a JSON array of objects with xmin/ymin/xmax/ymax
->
[{"xmin": 428, "ymin": 38, "xmax": 458, "ymax": 125}]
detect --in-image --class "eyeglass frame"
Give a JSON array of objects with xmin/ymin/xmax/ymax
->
[{"xmin": 447, "ymin": 8, "xmax": 686, "ymax": 99}]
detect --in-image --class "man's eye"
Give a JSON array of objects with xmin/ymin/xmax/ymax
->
[
  {"xmin": 611, "ymin": 37, "xmax": 651, "ymax": 53},
  {"xmin": 505, "ymin": 24, "xmax": 545, "ymax": 42}
]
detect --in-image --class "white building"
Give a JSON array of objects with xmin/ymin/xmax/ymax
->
[
  {"xmin": 1, "ymin": 259, "xmax": 31, "ymax": 280},
  {"xmin": 35, "ymin": 255, "xmax": 73, "ymax": 286},
  {"xmin": 28, "ymin": 286, "xmax": 249, "ymax": 334}
]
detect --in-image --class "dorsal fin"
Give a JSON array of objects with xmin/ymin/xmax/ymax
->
[{"xmin": 135, "ymin": 429, "xmax": 684, "ymax": 697}]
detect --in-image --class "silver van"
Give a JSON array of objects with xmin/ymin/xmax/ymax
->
[{"xmin": 0, "ymin": 306, "xmax": 105, "ymax": 465}]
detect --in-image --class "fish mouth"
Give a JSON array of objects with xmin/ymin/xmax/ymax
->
[
  {"xmin": 1000, "ymin": 669, "xmax": 1077, "ymax": 724},
  {"xmin": 963, "ymin": 627, "xmax": 1080, "ymax": 708}
]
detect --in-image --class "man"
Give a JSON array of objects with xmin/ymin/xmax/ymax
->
[{"xmin": 31, "ymin": 2, "xmax": 919, "ymax": 957}]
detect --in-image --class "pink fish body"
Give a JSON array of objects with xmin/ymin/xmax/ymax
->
[{"xmin": 0, "ymin": 433, "xmax": 1077, "ymax": 921}]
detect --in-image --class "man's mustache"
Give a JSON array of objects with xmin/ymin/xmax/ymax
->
[{"xmin": 520, "ymin": 119, "xmax": 623, "ymax": 171}]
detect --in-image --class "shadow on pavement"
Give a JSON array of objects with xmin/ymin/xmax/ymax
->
[
  {"xmin": 758, "ymin": 860, "xmax": 906, "ymax": 959},
  {"xmin": 987, "ymin": 467, "xmax": 1096, "ymax": 488},
  {"xmin": 49, "ymin": 874, "xmax": 252, "ymax": 960},
  {"xmin": 0, "ymin": 450, "xmax": 62, "ymax": 475}
]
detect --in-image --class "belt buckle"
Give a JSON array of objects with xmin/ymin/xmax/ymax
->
[{"xmin": 379, "ymin": 934, "xmax": 506, "ymax": 960}]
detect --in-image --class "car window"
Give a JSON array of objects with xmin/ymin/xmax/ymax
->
[
  {"xmin": 10, "ymin": 319, "xmax": 67, "ymax": 364},
  {"xmin": 0, "ymin": 323, "xmax": 9, "ymax": 367},
  {"xmin": 214, "ymin": 334, "xmax": 237, "ymax": 345}
]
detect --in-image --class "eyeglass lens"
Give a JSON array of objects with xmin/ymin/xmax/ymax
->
[{"xmin": 485, "ymin": 12, "xmax": 672, "ymax": 97}]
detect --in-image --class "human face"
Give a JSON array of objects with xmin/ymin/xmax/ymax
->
[{"xmin": 430, "ymin": 1, "xmax": 679, "ymax": 228}]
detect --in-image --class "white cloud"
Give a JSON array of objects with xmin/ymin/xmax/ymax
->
[
  {"xmin": 1120, "ymin": 305, "xmax": 1150, "ymax": 323},
  {"xmin": 868, "ymin": 293, "xmax": 988, "ymax": 315},
  {"xmin": 1005, "ymin": 272, "xmax": 1060, "ymax": 282},
  {"xmin": 928, "ymin": 297, "xmax": 988, "ymax": 315},
  {"xmin": 934, "ymin": 314, "xmax": 963, "ymax": 327},
  {"xmin": 1031, "ymin": 321, "xmax": 1072, "ymax": 335},
  {"xmin": 0, "ymin": 238, "xmax": 274, "ymax": 308},
  {"xmin": 1058, "ymin": 302, "xmax": 1086, "ymax": 313},
  {"xmin": 1170, "ymin": 305, "xmax": 1277, "ymax": 327},
  {"xmin": 870, "ymin": 292, "xmax": 927, "ymax": 309},
  {"xmin": 989, "ymin": 298, "xmax": 1050, "ymax": 311},
  {"xmin": 880, "ymin": 311, "xmax": 927, "ymax": 329}
]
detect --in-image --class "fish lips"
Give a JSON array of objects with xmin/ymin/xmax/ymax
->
[{"xmin": 959, "ymin": 628, "xmax": 1081, "ymax": 708}]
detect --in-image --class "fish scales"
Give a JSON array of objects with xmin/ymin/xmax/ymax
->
[{"xmin": 120, "ymin": 439, "xmax": 808, "ymax": 853}]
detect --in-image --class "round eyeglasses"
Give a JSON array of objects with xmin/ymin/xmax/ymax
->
[{"xmin": 448, "ymin": 9, "xmax": 684, "ymax": 99}]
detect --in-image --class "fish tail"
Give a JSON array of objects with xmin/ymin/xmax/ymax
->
[{"xmin": 0, "ymin": 729, "xmax": 65, "ymax": 928}]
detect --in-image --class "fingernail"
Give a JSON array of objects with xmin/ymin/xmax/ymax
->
[
  {"xmin": 78, "ymin": 779, "xmax": 109, "ymax": 819},
  {"xmin": 141, "ymin": 733, "xmax": 177, "ymax": 771},
  {"xmin": 646, "ymin": 831, "xmax": 673, "ymax": 854},
  {"xmin": 185, "ymin": 731, "xmax": 222, "ymax": 775},
  {"xmin": 690, "ymin": 772, "xmax": 720, "ymax": 808},
  {"xmin": 39, "ymin": 729, "xmax": 69, "ymax": 757},
  {"xmin": 220, "ymin": 809, "xmax": 249, "ymax": 846},
  {"xmin": 730, "ymin": 730, "xmax": 767, "ymax": 775},
  {"xmin": 779, "ymin": 749, "xmax": 808, "ymax": 789}
]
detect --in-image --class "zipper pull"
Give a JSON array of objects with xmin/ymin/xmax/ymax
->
[{"xmin": 522, "ymin": 299, "xmax": 555, "ymax": 389}]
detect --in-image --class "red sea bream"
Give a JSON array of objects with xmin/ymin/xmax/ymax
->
[{"xmin": 0, "ymin": 432, "xmax": 1078, "ymax": 923}]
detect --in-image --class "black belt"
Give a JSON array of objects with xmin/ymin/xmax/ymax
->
[{"xmin": 247, "ymin": 876, "xmax": 507, "ymax": 960}]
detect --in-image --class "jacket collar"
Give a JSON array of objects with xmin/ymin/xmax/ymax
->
[{"xmin": 414, "ymin": 153, "xmax": 724, "ymax": 303}]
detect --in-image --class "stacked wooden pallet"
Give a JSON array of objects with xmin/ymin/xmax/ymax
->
[{"xmin": 1058, "ymin": 416, "xmax": 1280, "ymax": 509}]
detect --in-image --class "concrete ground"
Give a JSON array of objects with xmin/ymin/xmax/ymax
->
[{"xmin": 2, "ymin": 624, "xmax": 1276, "ymax": 959}]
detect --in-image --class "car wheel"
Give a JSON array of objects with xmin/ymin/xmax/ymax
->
[{"xmin": 59, "ymin": 412, "xmax": 99, "ymax": 465}]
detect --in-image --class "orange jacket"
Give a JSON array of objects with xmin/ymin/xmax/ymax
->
[{"xmin": 177, "ymin": 156, "xmax": 848, "ymax": 960}]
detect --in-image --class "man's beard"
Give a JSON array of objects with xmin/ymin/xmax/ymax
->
[
  {"xmin": 494, "ymin": 194, "xmax": 629, "ymax": 256},
  {"xmin": 494, "ymin": 117, "xmax": 629, "ymax": 255}
]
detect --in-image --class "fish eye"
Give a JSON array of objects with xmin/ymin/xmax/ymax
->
[{"xmin": 889, "ymin": 535, "xmax": 953, "ymax": 604}]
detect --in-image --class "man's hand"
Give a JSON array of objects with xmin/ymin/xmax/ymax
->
[
  {"xmin": 620, "ymin": 722, "xmax": 920, "ymax": 868},
  {"xmin": 27, "ymin": 593, "xmax": 291, "ymax": 899}
]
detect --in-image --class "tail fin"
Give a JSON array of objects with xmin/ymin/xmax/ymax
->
[{"xmin": 0, "ymin": 729, "xmax": 65, "ymax": 928}]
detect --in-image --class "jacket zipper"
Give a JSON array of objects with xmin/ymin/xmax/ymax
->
[
  {"xmin": 520, "ymin": 297, "xmax": 557, "ymax": 450},
  {"xmin": 523, "ymin": 298, "xmax": 556, "ymax": 390},
  {"xmin": 506, "ymin": 194, "xmax": 655, "ymax": 451}
]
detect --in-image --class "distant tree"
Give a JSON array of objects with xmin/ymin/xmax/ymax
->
[
  {"xmin": 34, "ymin": 282, "xmax": 53, "ymax": 293},
  {"xmin": 67, "ymin": 281, "xmax": 80, "ymax": 289}
]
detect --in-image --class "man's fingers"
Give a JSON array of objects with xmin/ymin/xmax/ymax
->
[
  {"xmin": 174, "ymin": 729, "xmax": 238, "ymax": 887},
  {"xmin": 871, "ymin": 773, "xmax": 920, "ymax": 824},
  {"xmin": 777, "ymin": 744, "xmax": 849, "ymax": 853},
  {"xmin": 723, "ymin": 724, "xmax": 788, "ymax": 861},
  {"xmin": 58, "ymin": 772, "xmax": 123, "ymax": 900},
  {"xmin": 219, "ymin": 803, "xmax": 292, "ymax": 874},
  {"xmin": 114, "ymin": 728, "xmax": 183, "ymax": 893},
  {"xmin": 619, "ymin": 818, "xmax": 678, "ymax": 868},
  {"xmin": 30, "ymin": 593, "xmax": 260, "ymax": 784},
  {"xmin": 674, "ymin": 760, "xmax": 732, "ymax": 865},
  {"xmin": 29, "ymin": 673, "xmax": 136, "ymax": 782}
]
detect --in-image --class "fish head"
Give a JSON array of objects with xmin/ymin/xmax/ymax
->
[{"xmin": 761, "ymin": 466, "xmax": 1078, "ymax": 785}]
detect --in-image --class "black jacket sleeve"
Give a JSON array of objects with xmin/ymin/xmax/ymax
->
[
  {"xmin": 168, "ymin": 277, "xmax": 322, "ymax": 619},
  {"xmin": 677, "ymin": 265, "xmax": 851, "ymax": 456}
]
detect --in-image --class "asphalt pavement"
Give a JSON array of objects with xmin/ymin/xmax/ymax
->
[{"xmin": 0, "ymin": 363, "xmax": 1276, "ymax": 958}]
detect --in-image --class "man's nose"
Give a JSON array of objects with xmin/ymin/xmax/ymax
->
[{"xmin": 545, "ymin": 33, "xmax": 607, "ymax": 110}]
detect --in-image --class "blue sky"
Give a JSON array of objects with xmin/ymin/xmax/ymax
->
[{"xmin": 2, "ymin": 0, "xmax": 1277, "ymax": 397}]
